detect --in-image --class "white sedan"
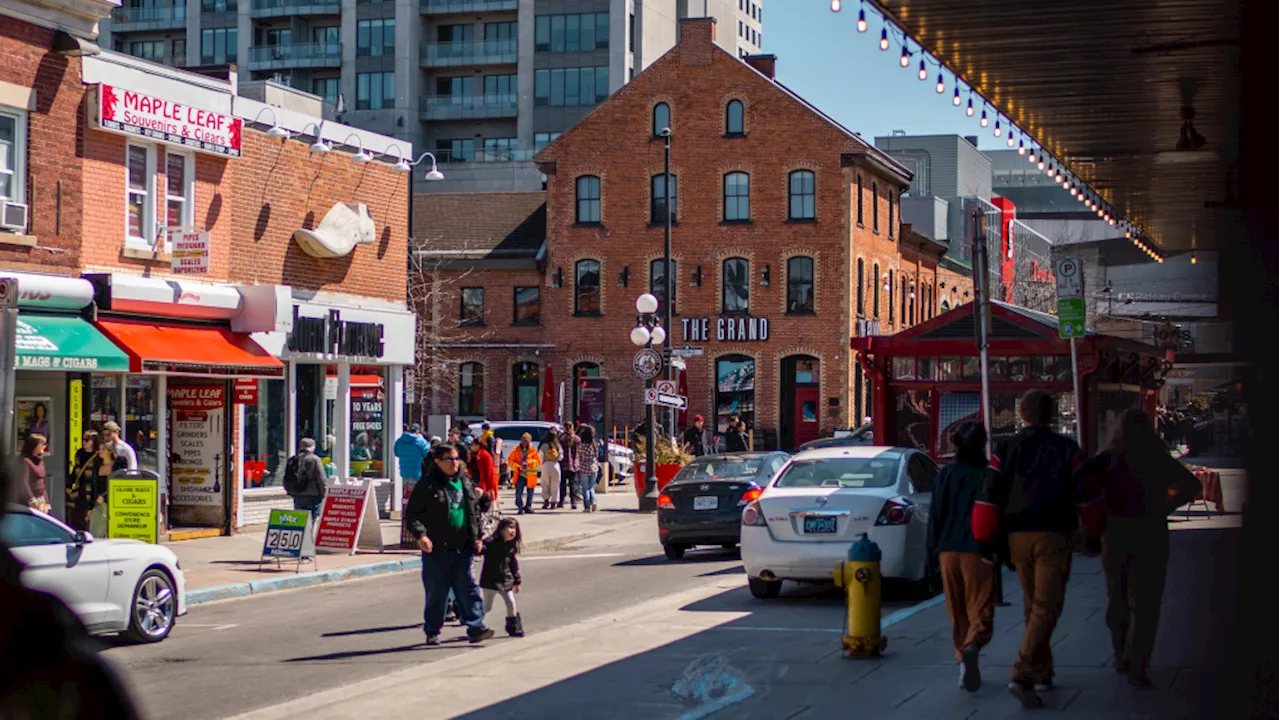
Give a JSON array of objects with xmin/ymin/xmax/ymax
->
[
  {"xmin": 1, "ymin": 504, "xmax": 186, "ymax": 642},
  {"xmin": 739, "ymin": 446, "xmax": 940, "ymax": 598}
]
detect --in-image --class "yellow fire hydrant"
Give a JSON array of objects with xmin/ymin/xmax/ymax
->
[{"xmin": 831, "ymin": 533, "xmax": 887, "ymax": 658}]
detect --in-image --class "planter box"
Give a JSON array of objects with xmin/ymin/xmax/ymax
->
[{"xmin": 634, "ymin": 463, "xmax": 683, "ymax": 499}]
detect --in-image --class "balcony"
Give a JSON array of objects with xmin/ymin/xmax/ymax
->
[
  {"xmin": 434, "ymin": 147, "xmax": 538, "ymax": 163},
  {"xmin": 421, "ymin": 0, "xmax": 517, "ymax": 13},
  {"xmin": 250, "ymin": 0, "xmax": 339, "ymax": 18},
  {"xmin": 420, "ymin": 94, "xmax": 517, "ymax": 121},
  {"xmin": 247, "ymin": 42, "xmax": 342, "ymax": 71},
  {"xmin": 420, "ymin": 40, "xmax": 516, "ymax": 68},
  {"xmin": 109, "ymin": 4, "xmax": 187, "ymax": 30}
]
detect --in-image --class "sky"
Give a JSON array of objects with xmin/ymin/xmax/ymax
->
[{"xmin": 762, "ymin": 2, "xmax": 1004, "ymax": 151}]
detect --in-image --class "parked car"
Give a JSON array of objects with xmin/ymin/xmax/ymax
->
[
  {"xmin": 1, "ymin": 504, "xmax": 187, "ymax": 642},
  {"xmin": 739, "ymin": 446, "xmax": 939, "ymax": 599},
  {"xmin": 468, "ymin": 420, "xmax": 633, "ymax": 483},
  {"xmin": 657, "ymin": 452, "xmax": 790, "ymax": 560},
  {"xmin": 797, "ymin": 422, "xmax": 874, "ymax": 451}
]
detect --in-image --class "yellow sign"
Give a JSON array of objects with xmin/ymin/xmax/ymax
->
[
  {"xmin": 69, "ymin": 380, "xmax": 83, "ymax": 473},
  {"xmin": 108, "ymin": 477, "xmax": 158, "ymax": 543}
]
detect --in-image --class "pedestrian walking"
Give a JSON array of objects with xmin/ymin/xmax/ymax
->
[
  {"xmin": 683, "ymin": 415, "xmax": 708, "ymax": 456},
  {"xmin": 480, "ymin": 517, "xmax": 524, "ymax": 638},
  {"xmin": 88, "ymin": 443, "xmax": 127, "ymax": 538},
  {"xmin": 283, "ymin": 438, "xmax": 328, "ymax": 526},
  {"xmin": 448, "ymin": 429, "xmax": 472, "ymax": 469},
  {"xmin": 66, "ymin": 431, "xmax": 99, "ymax": 531},
  {"xmin": 928, "ymin": 421, "xmax": 997, "ymax": 692},
  {"xmin": 538, "ymin": 429, "xmax": 563, "ymax": 510},
  {"xmin": 561, "ymin": 422, "xmax": 580, "ymax": 510},
  {"xmin": 577, "ymin": 425, "xmax": 601, "ymax": 513},
  {"xmin": 394, "ymin": 423, "xmax": 431, "ymax": 487},
  {"xmin": 1077, "ymin": 410, "xmax": 1201, "ymax": 688},
  {"xmin": 19, "ymin": 434, "xmax": 50, "ymax": 514},
  {"xmin": 405, "ymin": 444, "xmax": 495, "ymax": 646},
  {"xmin": 507, "ymin": 433, "xmax": 541, "ymax": 514},
  {"xmin": 99, "ymin": 422, "xmax": 137, "ymax": 471},
  {"xmin": 469, "ymin": 438, "xmax": 499, "ymax": 508},
  {"xmin": 977, "ymin": 390, "xmax": 1084, "ymax": 709}
]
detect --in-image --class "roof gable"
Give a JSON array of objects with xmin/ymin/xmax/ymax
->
[{"xmin": 413, "ymin": 192, "xmax": 546, "ymax": 258}]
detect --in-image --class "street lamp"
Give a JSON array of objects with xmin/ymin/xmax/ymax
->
[
  {"xmin": 632, "ymin": 292, "xmax": 663, "ymax": 512},
  {"xmin": 658, "ymin": 126, "xmax": 675, "ymax": 438}
]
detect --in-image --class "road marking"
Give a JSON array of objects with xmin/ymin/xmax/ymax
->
[
  {"xmin": 520, "ymin": 552, "xmax": 626, "ymax": 561},
  {"xmin": 182, "ymin": 623, "xmax": 240, "ymax": 630}
]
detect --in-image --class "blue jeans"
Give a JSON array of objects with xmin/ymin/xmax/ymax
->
[
  {"xmin": 421, "ymin": 548, "xmax": 485, "ymax": 636},
  {"xmin": 292, "ymin": 495, "xmax": 323, "ymax": 527},
  {"xmin": 582, "ymin": 470, "xmax": 598, "ymax": 508},
  {"xmin": 515, "ymin": 483, "xmax": 535, "ymax": 510}
]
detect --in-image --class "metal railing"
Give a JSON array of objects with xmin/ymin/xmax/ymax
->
[
  {"xmin": 421, "ymin": 0, "xmax": 516, "ymax": 12},
  {"xmin": 419, "ymin": 94, "xmax": 517, "ymax": 120},
  {"xmin": 247, "ymin": 42, "xmax": 342, "ymax": 68},
  {"xmin": 420, "ymin": 39, "xmax": 517, "ymax": 67},
  {"xmin": 110, "ymin": 4, "xmax": 187, "ymax": 25},
  {"xmin": 434, "ymin": 147, "xmax": 538, "ymax": 163},
  {"xmin": 251, "ymin": 0, "xmax": 339, "ymax": 15}
]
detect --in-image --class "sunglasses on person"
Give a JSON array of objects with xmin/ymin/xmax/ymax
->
[{"xmin": 440, "ymin": 455, "xmax": 460, "ymax": 462}]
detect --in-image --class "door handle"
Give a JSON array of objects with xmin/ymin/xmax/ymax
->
[{"xmin": 113, "ymin": 570, "xmax": 124, "ymax": 576}]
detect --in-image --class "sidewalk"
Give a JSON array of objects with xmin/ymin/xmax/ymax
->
[{"xmin": 175, "ymin": 488, "xmax": 644, "ymax": 604}]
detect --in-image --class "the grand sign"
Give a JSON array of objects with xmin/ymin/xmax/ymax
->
[
  {"xmin": 681, "ymin": 316, "xmax": 770, "ymax": 343},
  {"xmin": 286, "ymin": 306, "xmax": 385, "ymax": 359},
  {"xmin": 94, "ymin": 84, "xmax": 243, "ymax": 158}
]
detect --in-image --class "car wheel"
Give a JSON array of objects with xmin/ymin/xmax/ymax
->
[
  {"xmin": 663, "ymin": 544, "xmax": 686, "ymax": 561},
  {"xmin": 124, "ymin": 568, "xmax": 178, "ymax": 644},
  {"xmin": 748, "ymin": 577, "xmax": 782, "ymax": 599}
]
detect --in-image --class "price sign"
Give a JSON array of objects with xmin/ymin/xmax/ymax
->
[{"xmin": 262, "ymin": 509, "xmax": 315, "ymax": 559}]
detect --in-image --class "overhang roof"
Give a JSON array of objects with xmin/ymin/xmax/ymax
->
[
  {"xmin": 872, "ymin": 0, "xmax": 1240, "ymax": 255},
  {"xmin": 413, "ymin": 192, "xmax": 546, "ymax": 259}
]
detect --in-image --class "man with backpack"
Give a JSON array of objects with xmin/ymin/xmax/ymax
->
[{"xmin": 284, "ymin": 438, "xmax": 327, "ymax": 525}]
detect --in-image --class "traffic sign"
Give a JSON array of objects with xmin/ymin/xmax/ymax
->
[
  {"xmin": 1057, "ymin": 297, "xmax": 1086, "ymax": 338},
  {"xmin": 671, "ymin": 345, "xmax": 704, "ymax": 358},
  {"xmin": 655, "ymin": 380, "xmax": 678, "ymax": 395},
  {"xmin": 633, "ymin": 349, "xmax": 663, "ymax": 380},
  {"xmin": 1053, "ymin": 257, "xmax": 1083, "ymax": 299},
  {"xmin": 644, "ymin": 389, "xmax": 688, "ymax": 410}
]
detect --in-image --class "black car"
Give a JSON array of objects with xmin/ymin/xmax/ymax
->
[
  {"xmin": 797, "ymin": 423, "xmax": 874, "ymax": 451},
  {"xmin": 657, "ymin": 452, "xmax": 790, "ymax": 560}
]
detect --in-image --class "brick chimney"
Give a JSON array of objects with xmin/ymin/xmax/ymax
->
[
  {"xmin": 678, "ymin": 18, "xmax": 716, "ymax": 65},
  {"xmin": 744, "ymin": 54, "xmax": 776, "ymax": 79}
]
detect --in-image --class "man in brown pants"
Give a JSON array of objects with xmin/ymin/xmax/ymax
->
[{"xmin": 989, "ymin": 391, "xmax": 1084, "ymax": 709}]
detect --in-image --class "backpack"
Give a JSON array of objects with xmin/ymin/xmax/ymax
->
[{"xmin": 283, "ymin": 454, "xmax": 304, "ymax": 496}]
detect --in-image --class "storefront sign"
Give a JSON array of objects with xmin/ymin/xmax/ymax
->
[
  {"xmin": 233, "ymin": 378, "xmax": 258, "ymax": 404},
  {"xmin": 94, "ymin": 84, "xmax": 243, "ymax": 158},
  {"xmin": 169, "ymin": 384, "xmax": 226, "ymax": 507},
  {"xmin": 261, "ymin": 509, "xmax": 315, "ymax": 559},
  {"xmin": 286, "ymin": 306, "xmax": 385, "ymax": 359},
  {"xmin": 315, "ymin": 478, "xmax": 383, "ymax": 554},
  {"xmin": 107, "ymin": 475, "xmax": 158, "ymax": 543},
  {"xmin": 68, "ymin": 380, "xmax": 82, "ymax": 472},
  {"xmin": 169, "ymin": 229, "xmax": 211, "ymax": 275},
  {"xmin": 681, "ymin": 317, "xmax": 770, "ymax": 343},
  {"xmin": 14, "ymin": 315, "xmax": 131, "ymax": 372},
  {"xmin": 0, "ymin": 272, "xmax": 95, "ymax": 311}
]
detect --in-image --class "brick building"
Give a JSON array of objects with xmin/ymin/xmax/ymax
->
[
  {"xmin": 2, "ymin": 0, "xmax": 413, "ymax": 536},
  {"xmin": 414, "ymin": 19, "xmax": 989, "ymax": 451}
]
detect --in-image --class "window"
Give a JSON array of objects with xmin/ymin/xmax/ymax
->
[
  {"xmin": 652, "ymin": 102, "xmax": 670, "ymax": 136},
  {"xmin": 888, "ymin": 191, "xmax": 895, "ymax": 237},
  {"xmin": 535, "ymin": 13, "xmax": 609, "ymax": 52},
  {"xmin": 164, "ymin": 152, "xmax": 193, "ymax": 229},
  {"xmin": 888, "ymin": 269, "xmax": 896, "ymax": 323},
  {"xmin": 725, "ymin": 100, "xmax": 744, "ymax": 135},
  {"xmin": 200, "ymin": 28, "xmax": 236, "ymax": 64},
  {"xmin": 856, "ymin": 174, "xmax": 864, "ymax": 225},
  {"xmin": 787, "ymin": 256, "xmax": 815, "ymax": 314},
  {"xmin": 437, "ymin": 23, "xmax": 474, "ymax": 43},
  {"xmin": 482, "ymin": 138, "xmax": 516, "ymax": 160},
  {"xmin": 511, "ymin": 362, "xmax": 540, "ymax": 420},
  {"xmin": 715, "ymin": 355, "xmax": 755, "ymax": 432},
  {"xmin": 872, "ymin": 182, "xmax": 880, "ymax": 232},
  {"xmin": 534, "ymin": 67, "xmax": 608, "ymax": 106},
  {"xmin": 484, "ymin": 74, "xmax": 515, "ymax": 99},
  {"xmin": 650, "ymin": 174, "xmax": 676, "ymax": 224},
  {"xmin": 311, "ymin": 78, "xmax": 339, "ymax": 105},
  {"xmin": 458, "ymin": 363, "xmax": 484, "ymax": 417},
  {"xmin": 721, "ymin": 172, "xmax": 750, "ymax": 222},
  {"xmin": 650, "ymin": 259, "xmax": 676, "ymax": 315},
  {"xmin": 513, "ymin": 287, "xmax": 540, "ymax": 325},
  {"xmin": 356, "ymin": 72, "xmax": 395, "ymax": 110},
  {"xmin": 200, "ymin": 0, "xmax": 236, "ymax": 10},
  {"xmin": 437, "ymin": 76, "xmax": 474, "ymax": 99},
  {"xmin": 628, "ymin": 12, "xmax": 635, "ymax": 51},
  {"xmin": 873, "ymin": 263, "xmax": 881, "ymax": 318},
  {"xmin": 172, "ymin": 39, "xmax": 186, "ymax": 63},
  {"xmin": 485, "ymin": 21, "xmax": 515, "ymax": 42},
  {"xmin": 0, "ymin": 512, "xmax": 73, "ymax": 547},
  {"xmin": 722, "ymin": 257, "xmax": 749, "ymax": 314},
  {"xmin": 534, "ymin": 132, "xmax": 560, "ymax": 151},
  {"xmin": 356, "ymin": 19, "xmax": 395, "ymax": 57},
  {"xmin": 435, "ymin": 138, "xmax": 474, "ymax": 162},
  {"xmin": 574, "ymin": 260, "xmax": 600, "ymax": 315},
  {"xmin": 460, "ymin": 287, "xmax": 484, "ymax": 326},
  {"xmin": 125, "ymin": 144, "xmax": 155, "ymax": 246},
  {"xmin": 129, "ymin": 40, "xmax": 164, "ymax": 61},
  {"xmin": 789, "ymin": 170, "xmax": 815, "ymax": 220},
  {"xmin": 312, "ymin": 26, "xmax": 338, "ymax": 46},
  {"xmin": 0, "ymin": 110, "xmax": 27, "ymax": 205},
  {"xmin": 575, "ymin": 175, "xmax": 601, "ymax": 224},
  {"xmin": 901, "ymin": 276, "xmax": 908, "ymax": 326},
  {"xmin": 856, "ymin": 258, "xmax": 865, "ymax": 316},
  {"xmin": 242, "ymin": 378, "xmax": 286, "ymax": 488}
]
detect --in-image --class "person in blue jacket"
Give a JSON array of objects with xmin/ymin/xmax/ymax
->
[{"xmin": 395, "ymin": 424, "xmax": 431, "ymax": 485}]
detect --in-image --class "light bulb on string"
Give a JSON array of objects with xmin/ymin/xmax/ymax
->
[
  {"xmin": 1007, "ymin": 131, "xmax": 1016, "ymax": 148},
  {"xmin": 1062, "ymin": 179, "xmax": 1071, "ymax": 190},
  {"xmin": 1190, "ymin": 253, "xmax": 1198, "ymax": 264},
  {"xmin": 936, "ymin": 73, "xmax": 945, "ymax": 93},
  {"xmin": 1108, "ymin": 217, "xmax": 1116, "ymax": 226},
  {"xmin": 1017, "ymin": 138, "xmax": 1026, "ymax": 155},
  {"xmin": 1055, "ymin": 170, "xmax": 1064, "ymax": 183},
  {"xmin": 899, "ymin": 46, "xmax": 910, "ymax": 67},
  {"xmin": 880, "ymin": 27, "xmax": 889, "ymax": 51},
  {"xmin": 1069, "ymin": 185, "xmax": 1077, "ymax": 197},
  {"xmin": 1038, "ymin": 155, "xmax": 1047, "ymax": 171},
  {"xmin": 966, "ymin": 97, "xmax": 974, "ymax": 116},
  {"xmin": 830, "ymin": 0, "xmax": 841, "ymax": 11},
  {"xmin": 993, "ymin": 118, "xmax": 1001, "ymax": 137},
  {"xmin": 952, "ymin": 86, "xmax": 961, "ymax": 105},
  {"xmin": 857, "ymin": 7, "xmax": 867, "ymax": 31},
  {"xmin": 918, "ymin": 59, "xmax": 928, "ymax": 81},
  {"xmin": 980, "ymin": 109, "xmax": 989, "ymax": 127}
]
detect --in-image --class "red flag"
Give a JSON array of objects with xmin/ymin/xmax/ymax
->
[
  {"xmin": 677, "ymin": 368, "xmax": 689, "ymax": 428},
  {"xmin": 540, "ymin": 364, "xmax": 556, "ymax": 422}
]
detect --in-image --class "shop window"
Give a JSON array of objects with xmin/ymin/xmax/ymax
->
[
  {"xmin": 856, "ymin": 258, "xmax": 865, "ymax": 316},
  {"xmin": 715, "ymin": 354, "xmax": 755, "ymax": 433},
  {"xmin": 164, "ymin": 152, "xmax": 193, "ymax": 229},
  {"xmin": 125, "ymin": 377, "xmax": 158, "ymax": 474},
  {"xmin": 725, "ymin": 99, "xmax": 744, "ymax": 135},
  {"xmin": 574, "ymin": 259, "xmax": 600, "ymax": 315},
  {"xmin": 458, "ymin": 362, "xmax": 485, "ymax": 417},
  {"xmin": 575, "ymin": 175, "xmax": 601, "ymax": 224},
  {"xmin": 243, "ymin": 379, "xmax": 287, "ymax": 488},
  {"xmin": 0, "ymin": 109, "xmax": 28, "ymax": 206},
  {"xmin": 722, "ymin": 257, "xmax": 749, "ymax": 314},
  {"xmin": 786, "ymin": 256, "xmax": 815, "ymax": 314},
  {"xmin": 349, "ymin": 367, "xmax": 386, "ymax": 477},
  {"xmin": 918, "ymin": 356, "xmax": 936, "ymax": 381},
  {"xmin": 88, "ymin": 375, "xmax": 122, "ymax": 430},
  {"xmin": 460, "ymin": 287, "xmax": 484, "ymax": 326},
  {"xmin": 650, "ymin": 258, "xmax": 676, "ymax": 315},
  {"xmin": 650, "ymin": 174, "xmax": 677, "ymax": 224},
  {"xmin": 513, "ymin": 286, "xmax": 540, "ymax": 325},
  {"xmin": 652, "ymin": 102, "xmax": 670, "ymax": 136},
  {"xmin": 893, "ymin": 389, "xmax": 931, "ymax": 452},
  {"xmin": 723, "ymin": 172, "xmax": 750, "ymax": 221},
  {"xmin": 893, "ymin": 357, "xmax": 915, "ymax": 381},
  {"xmin": 788, "ymin": 170, "xmax": 815, "ymax": 220},
  {"xmin": 512, "ymin": 362, "xmax": 540, "ymax": 420},
  {"xmin": 125, "ymin": 143, "xmax": 156, "ymax": 247},
  {"xmin": 294, "ymin": 364, "xmax": 335, "ymax": 462}
]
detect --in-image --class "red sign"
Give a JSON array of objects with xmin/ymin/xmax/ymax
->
[
  {"xmin": 95, "ymin": 84, "xmax": 243, "ymax": 158},
  {"xmin": 233, "ymin": 379, "xmax": 258, "ymax": 405},
  {"xmin": 315, "ymin": 485, "xmax": 370, "ymax": 553},
  {"xmin": 169, "ymin": 384, "xmax": 226, "ymax": 411}
]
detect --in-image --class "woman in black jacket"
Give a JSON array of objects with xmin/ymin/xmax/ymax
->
[{"xmin": 928, "ymin": 420, "xmax": 998, "ymax": 693}]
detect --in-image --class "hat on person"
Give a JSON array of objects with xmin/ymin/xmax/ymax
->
[
  {"xmin": 410, "ymin": 423, "xmax": 423, "ymax": 433},
  {"xmin": 102, "ymin": 421, "xmax": 122, "ymax": 433},
  {"xmin": 693, "ymin": 414, "xmax": 704, "ymax": 422}
]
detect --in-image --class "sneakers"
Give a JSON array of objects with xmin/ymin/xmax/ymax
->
[
  {"xmin": 960, "ymin": 644, "xmax": 981, "ymax": 692},
  {"xmin": 1034, "ymin": 680, "xmax": 1054, "ymax": 693},
  {"xmin": 591, "ymin": 503, "xmax": 599, "ymax": 512},
  {"xmin": 424, "ymin": 633, "xmax": 440, "ymax": 646},
  {"xmin": 467, "ymin": 627, "xmax": 495, "ymax": 644},
  {"xmin": 957, "ymin": 664, "xmax": 967, "ymax": 689},
  {"xmin": 1007, "ymin": 680, "xmax": 1043, "ymax": 709}
]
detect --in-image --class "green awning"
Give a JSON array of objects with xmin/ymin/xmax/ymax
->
[{"xmin": 15, "ymin": 313, "xmax": 130, "ymax": 372}]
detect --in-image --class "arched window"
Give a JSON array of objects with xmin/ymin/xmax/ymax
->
[
  {"xmin": 872, "ymin": 182, "xmax": 880, "ymax": 232},
  {"xmin": 786, "ymin": 256, "xmax": 815, "ymax": 314},
  {"xmin": 650, "ymin": 174, "xmax": 677, "ymax": 224},
  {"xmin": 652, "ymin": 102, "xmax": 670, "ymax": 136},
  {"xmin": 856, "ymin": 258, "xmax": 865, "ymax": 316},
  {"xmin": 458, "ymin": 362, "xmax": 485, "ymax": 417},
  {"xmin": 789, "ymin": 170, "xmax": 815, "ymax": 220},
  {"xmin": 574, "ymin": 259, "xmax": 600, "ymax": 315},
  {"xmin": 725, "ymin": 99, "xmax": 744, "ymax": 135},
  {"xmin": 575, "ymin": 175, "xmax": 600, "ymax": 223},
  {"xmin": 650, "ymin": 258, "xmax": 677, "ymax": 314},
  {"xmin": 722, "ymin": 257, "xmax": 749, "ymax": 314},
  {"xmin": 872, "ymin": 262, "xmax": 881, "ymax": 318},
  {"xmin": 723, "ymin": 172, "xmax": 750, "ymax": 221}
]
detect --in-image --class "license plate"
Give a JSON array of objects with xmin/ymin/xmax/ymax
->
[
  {"xmin": 693, "ymin": 496, "xmax": 718, "ymax": 511},
  {"xmin": 803, "ymin": 516, "xmax": 837, "ymax": 534}
]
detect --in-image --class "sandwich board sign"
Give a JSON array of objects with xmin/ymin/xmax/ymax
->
[
  {"xmin": 259, "ymin": 509, "xmax": 316, "ymax": 572},
  {"xmin": 314, "ymin": 477, "xmax": 385, "ymax": 555}
]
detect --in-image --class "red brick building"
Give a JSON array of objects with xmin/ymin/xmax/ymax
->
[{"xmin": 415, "ymin": 18, "xmax": 951, "ymax": 451}]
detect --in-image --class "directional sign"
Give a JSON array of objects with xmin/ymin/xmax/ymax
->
[
  {"xmin": 1054, "ymin": 257, "xmax": 1086, "ymax": 338},
  {"xmin": 1057, "ymin": 298, "xmax": 1086, "ymax": 339},
  {"xmin": 671, "ymin": 345, "xmax": 704, "ymax": 358},
  {"xmin": 644, "ymin": 389, "xmax": 688, "ymax": 410}
]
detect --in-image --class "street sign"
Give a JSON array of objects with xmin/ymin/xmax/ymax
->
[
  {"xmin": 633, "ymin": 348, "xmax": 663, "ymax": 380},
  {"xmin": 1053, "ymin": 257, "xmax": 1084, "ymax": 299},
  {"xmin": 655, "ymin": 380, "xmax": 678, "ymax": 395},
  {"xmin": 1057, "ymin": 297, "xmax": 1086, "ymax": 339},
  {"xmin": 669, "ymin": 357, "xmax": 686, "ymax": 370},
  {"xmin": 1054, "ymin": 257, "xmax": 1086, "ymax": 339},
  {"xmin": 645, "ymin": 389, "xmax": 688, "ymax": 410},
  {"xmin": 670, "ymin": 345, "xmax": 704, "ymax": 358}
]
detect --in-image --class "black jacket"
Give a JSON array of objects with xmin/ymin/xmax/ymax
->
[
  {"xmin": 479, "ymin": 538, "xmax": 521, "ymax": 592},
  {"xmin": 405, "ymin": 464, "xmax": 480, "ymax": 552},
  {"xmin": 725, "ymin": 430, "xmax": 747, "ymax": 453},
  {"xmin": 989, "ymin": 426, "xmax": 1083, "ymax": 534},
  {"xmin": 286, "ymin": 451, "xmax": 327, "ymax": 498},
  {"xmin": 682, "ymin": 426, "xmax": 706, "ymax": 456},
  {"xmin": 928, "ymin": 462, "xmax": 991, "ymax": 557}
]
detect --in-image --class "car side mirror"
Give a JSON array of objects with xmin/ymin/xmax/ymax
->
[{"xmin": 74, "ymin": 531, "xmax": 93, "ymax": 545}]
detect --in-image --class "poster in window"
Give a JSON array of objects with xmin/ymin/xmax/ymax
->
[
  {"xmin": 15, "ymin": 397, "xmax": 53, "ymax": 454},
  {"xmin": 169, "ymin": 384, "xmax": 225, "ymax": 507},
  {"xmin": 716, "ymin": 359, "xmax": 755, "ymax": 393}
]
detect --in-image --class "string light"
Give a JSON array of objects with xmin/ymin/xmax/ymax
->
[
  {"xmin": 1007, "ymin": 131, "xmax": 1016, "ymax": 148},
  {"xmin": 993, "ymin": 118, "xmax": 1001, "ymax": 137},
  {"xmin": 1017, "ymin": 138, "xmax": 1026, "ymax": 155},
  {"xmin": 952, "ymin": 86, "xmax": 961, "ymax": 105},
  {"xmin": 900, "ymin": 46, "xmax": 910, "ymax": 67},
  {"xmin": 1063, "ymin": 179, "xmax": 1071, "ymax": 190},
  {"xmin": 857, "ymin": 7, "xmax": 867, "ymax": 32},
  {"xmin": 1069, "ymin": 185, "xmax": 1078, "ymax": 197},
  {"xmin": 935, "ymin": 73, "xmax": 945, "ymax": 93},
  {"xmin": 918, "ymin": 59, "xmax": 928, "ymax": 81},
  {"xmin": 830, "ymin": 0, "xmax": 841, "ymax": 11},
  {"xmin": 880, "ymin": 28, "xmax": 889, "ymax": 51},
  {"xmin": 1038, "ymin": 155, "xmax": 1047, "ymax": 171},
  {"xmin": 1055, "ymin": 170, "xmax": 1064, "ymax": 183},
  {"xmin": 966, "ymin": 97, "xmax": 974, "ymax": 116},
  {"xmin": 1190, "ymin": 254, "xmax": 1198, "ymax": 264},
  {"xmin": 980, "ymin": 110, "xmax": 989, "ymax": 128}
]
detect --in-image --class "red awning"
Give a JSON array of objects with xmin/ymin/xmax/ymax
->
[
  {"xmin": 328, "ymin": 374, "xmax": 384, "ymax": 388},
  {"xmin": 96, "ymin": 319, "xmax": 285, "ymax": 378}
]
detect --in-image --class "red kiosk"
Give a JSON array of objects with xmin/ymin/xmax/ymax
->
[{"xmin": 851, "ymin": 301, "xmax": 1172, "ymax": 459}]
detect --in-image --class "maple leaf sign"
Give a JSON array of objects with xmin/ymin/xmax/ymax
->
[{"xmin": 101, "ymin": 84, "xmax": 118, "ymax": 121}]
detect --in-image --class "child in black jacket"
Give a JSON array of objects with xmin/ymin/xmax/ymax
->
[{"xmin": 480, "ymin": 517, "xmax": 523, "ymax": 637}]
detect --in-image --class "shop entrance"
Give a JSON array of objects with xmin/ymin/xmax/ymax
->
[
  {"xmin": 780, "ymin": 355, "xmax": 820, "ymax": 450},
  {"xmin": 511, "ymin": 361, "xmax": 540, "ymax": 420}
]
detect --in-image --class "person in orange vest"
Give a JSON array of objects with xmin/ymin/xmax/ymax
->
[{"xmin": 507, "ymin": 433, "xmax": 542, "ymax": 515}]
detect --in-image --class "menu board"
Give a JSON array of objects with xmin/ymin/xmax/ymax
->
[
  {"xmin": 168, "ymin": 383, "xmax": 225, "ymax": 507},
  {"xmin": 315, "ymin": 478, "xmax": 383, "ymax": 554}
]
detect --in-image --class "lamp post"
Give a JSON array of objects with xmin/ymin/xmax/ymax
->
[
  {"xmin": 658, "ymin": 127, "xmax": 675, "ymax": 437},
  {"xmin": 632, "ymin": 292, "xmax": 666, "ymax": 512}
]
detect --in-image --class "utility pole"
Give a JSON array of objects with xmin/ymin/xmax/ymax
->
[
  {"xmin": 661, "ymin": 127, "xmax": 674, "ymax": 438},
  {"xmin": 0, "ymin": 277, "xmax": 17, "ymax": 464},
  {"xmin": 971, "ymin": 207, "xmax": 993, "ymax": 454}
]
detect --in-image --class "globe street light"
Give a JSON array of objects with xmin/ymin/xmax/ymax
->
[{"xmin": 633, "ymin": 293, "xmax": 665, "ymax": 512}]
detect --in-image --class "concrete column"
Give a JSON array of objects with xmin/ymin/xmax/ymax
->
[
  {"xmin": 186, "ymin": 0, "xmax": 201, "ymax": 67},
  {"xmin": 516, "ymin": 0, "xmax": 534, "ymax": 148},
  {"xmin": 396, "ymin": 0, "xmax": 416, "ymax": 144},
  {"xmin": 340, "ymin": 0, "xmax": 358, "ymax": 115},
  {"xmin": 286, "ymin": 361, "xmax": 297, "ymax": 462},
  {"xmin": 335, "ymin": 362, "xmax": 351, "ymax": 479},
  {"xmin": 388, "ymin": 364, "xmax": 403, "ymax": 511},
  {"xmin": 234, "ymin": 394, "xmax": 245, "ymax": 529}
]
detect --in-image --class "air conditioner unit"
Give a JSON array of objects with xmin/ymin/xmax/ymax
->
[{"xmin": 1, "ymin": 201, "xmax": 27, "ymax": 233}]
